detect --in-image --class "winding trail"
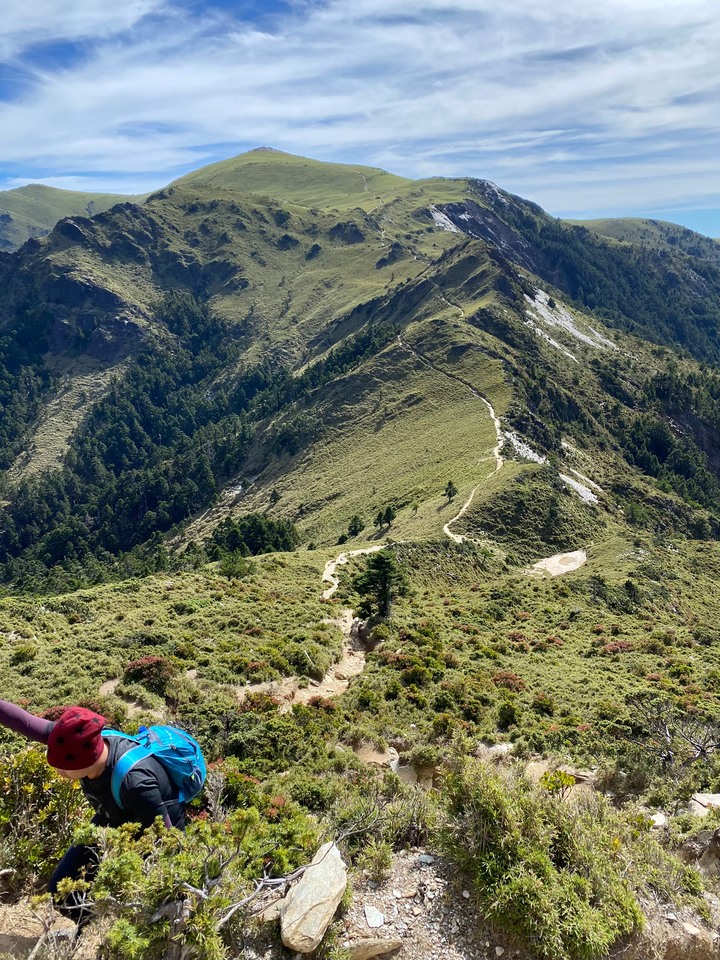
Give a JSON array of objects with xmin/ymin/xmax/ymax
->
[
  {"xmin": 397, "ymin": 334, "xmax": 505, "ymax": 545},
  {"xmin": 321, "ymin": 544, "xmax": 387, "ymax": 599},
  {"xmin": 396, "ymin": 331, "xmax": 586, "ymax": 571},
  {"xmin": 233, "ymin": 547, "xmax": 389, "ymax": 711}
]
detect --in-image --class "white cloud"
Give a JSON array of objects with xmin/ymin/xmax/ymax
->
[
  {"xmin": 0, "ymin": 0, "xmax": 718, "ymax": 224},
  {"xmin": 0, "ymin": 0, "xmax": 166, "ymax": 59}
]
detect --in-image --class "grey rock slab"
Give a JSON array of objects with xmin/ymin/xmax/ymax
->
[
  {"xmin": 280, "ymin": 841, "xmax": 347, "ymax": 954},
  {"xmin": 688, "ymin": 793, "xmax": 720, "ymax": 816},
  {"xmin": 348, "ymin": 939, "xmax": 403, "ymax": 960}
]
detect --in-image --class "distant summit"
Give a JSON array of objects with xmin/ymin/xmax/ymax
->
[{"xmin": 0, "ymin": 183, "xmax": 146, "ymax": 253}]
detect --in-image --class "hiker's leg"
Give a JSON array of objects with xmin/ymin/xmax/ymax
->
[{"xmin": 48, "ymin": 843, "xmax": 99, "ymax": 928}]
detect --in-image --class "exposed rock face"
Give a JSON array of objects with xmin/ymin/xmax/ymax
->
[
  {"xmin": 347, "ymin": 938, "xmax": 403, "ymax": 960},
  {"xmin": 280, "ymin": 841, "xmax": 347, "ymax": 953},
  {"xmin": 612, "ymin": 911, "xmax": 719, "ymax": 960}
]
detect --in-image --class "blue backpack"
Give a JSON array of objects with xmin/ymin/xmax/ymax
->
[{"xmin": 103, "ymin": 724, "xmax": 207, "ymax": 809}]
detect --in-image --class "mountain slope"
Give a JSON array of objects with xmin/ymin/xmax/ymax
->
[
  {"xmin": 571, "ymin": 216, "xmax": 720, "ymax": 263},
  {"xmin": 3, "ymin": 150, "xmax": 720, "ymax": 960},
  {"xmin": 171, "ymin": 147, "xmax": 411, "ymax": 211},
  {"xmin": 1, "ymin": 150, "xmax": 720, "ymax": 593},
  {"xmin": 0, "ymin": 183, "xmax": 145, "ymax": 252}
]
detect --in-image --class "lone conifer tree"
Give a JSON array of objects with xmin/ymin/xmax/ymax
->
[
  {"xmin": 353, "ymin": 550, "xmax": 408, "ymax": 619},
  {"xmin": 445, "ymin": 481, "xmax": 458, "ymax": 502},
  {"xmin": 383, "ymin": 505, "xmax": 396, "ymax": 527},
  {"xmin": 348, "ymin": 514, "xmax": 364, "ymax": 537}
]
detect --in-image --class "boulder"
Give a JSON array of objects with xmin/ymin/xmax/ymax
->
[
  {"xmin": 348, "ymin": 937, "xmax": 403, "ymax": 960},
  {"xmin": 280, "ymin": 842, "xmax": 347, "ymax": 953},
  {"xmin": 688, "ymin": 794, "xmax": 720, "ymax": 816}
]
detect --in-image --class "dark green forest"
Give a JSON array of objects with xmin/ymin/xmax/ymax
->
[{"xmin": 0, "ymin": 294, "xmax": 396, "ymax": 591}]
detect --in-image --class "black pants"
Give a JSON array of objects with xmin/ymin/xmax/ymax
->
[{"xmin": 48, "ymin": 842, "xmax": 99, "ymax": 928}]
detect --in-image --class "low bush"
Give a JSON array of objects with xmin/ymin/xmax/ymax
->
[
  {"xmin": 0, "ymin": 747, "xmax": 89, "ymax": 889},
  {"xmin": 123, "ymin": 655, "xmax": 176, "ymax": 695},
  {"xmin": 438, "ymin": 758, "xmax": 704, "ymax": 960}
]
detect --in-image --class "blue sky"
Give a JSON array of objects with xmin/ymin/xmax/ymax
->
[{"xmin": 0, "ymin": 1, "xmax": 719, "ymax": 235}]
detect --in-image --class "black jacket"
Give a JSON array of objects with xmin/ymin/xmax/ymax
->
[{"xmin": 81, "ymin": 735, "xmax": 185, "ymax": 829}]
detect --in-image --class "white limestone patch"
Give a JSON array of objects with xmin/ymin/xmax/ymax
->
[
  {"xmin": 525, "ymin": 289, "xmax": 617, "ymax": 351},
  {"xmin": 477, "ymin": 179, "xmax": 509, "ymax": 205},
  {"xmin": 568, "ymin": 467, "xmax": 603, "ymax": 493},
  {"xmin": 430, "ymin": 206, "xmax": 460, "ymax": 233},
  {"xmin": 532, "ymin": 549, "xmax": 587, "ymax": 577},
  {"xmin": 560, "ymin": 473, "xmax": 599, "ymax": 504},
  {"xmin": 523, "ymin": 317, "xmax": 578, "ymax": 362},
  {"xmin": 502, "ymin": 431, "xmax": 546, "ymax": 464}
]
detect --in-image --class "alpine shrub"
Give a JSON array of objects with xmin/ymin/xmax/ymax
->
[
  {"xmin": 438, "ymin": 758, "xmax": 704, "ymax": 960},
  {"xmin": 123, "ymin": 656, "xmax": 176, "ymax": 695}
]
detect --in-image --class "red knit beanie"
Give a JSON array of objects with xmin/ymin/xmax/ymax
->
[{"xmin": 46, "ymin": 707, "xmax": 107, "ymax": 771}]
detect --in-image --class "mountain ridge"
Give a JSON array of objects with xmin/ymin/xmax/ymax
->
[{"xmin": 2, "ymin": 149, "xmax": 719, "ymax": 254}]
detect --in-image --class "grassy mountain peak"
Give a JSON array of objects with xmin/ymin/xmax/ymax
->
[{"xmin": 170, "ymin": 147, "xmax": 412, "ymax": 211}]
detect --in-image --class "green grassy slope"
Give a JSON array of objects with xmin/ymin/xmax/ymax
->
[
  {"xmin": 170, "ymin": 147, "xmax": 412, "ymax": 211},
  {"xmin": 2, "ymin": 149, "xmax": 720, "ymax": 583},
  {"xmin": 0, "ymin": 183, "xmax": 145, "ymax": 252},
  {"xmin": 569, "ymin": 216, "xmax": 720, "ymax": 263}
]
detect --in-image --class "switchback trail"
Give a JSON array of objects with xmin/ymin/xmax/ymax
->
[{"xmin": 397, "ymin": 334, "xmax": 504, "ymax": 544}]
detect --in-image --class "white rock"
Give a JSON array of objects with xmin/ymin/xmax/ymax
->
[
  {"xmin": 280, "ymin": 842, "xmax": 347, "ymax": 954},
  {"xmin": 365, "ymin": 904, "xmax": 385, "ymax": 928},
  {"xmin": 462, "ymin": 889, "xmax": 470, "ymax": 899},
  {"xmin": 418, "ymin": 854, "xmax": 435, "ymax": 865},
  {"xmin": 495, "ymin": 948, "xmax": 505, "ymax": 957},
  {"xmin": 688, "ymin": 793, "xmax": 720, "ymax": 816}
]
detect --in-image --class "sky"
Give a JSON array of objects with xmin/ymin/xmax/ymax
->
[{"xmin": 0, "ymin": 0, "xmax": 719, "ymax": 235}]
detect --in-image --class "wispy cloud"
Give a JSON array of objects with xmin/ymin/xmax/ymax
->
[
  {"xmin": 0, "ymin": 0, "xmax": 718, "ymax": 228},
  {"xmin": 0, "ymin": 1, "xmax": 167, "ymax": 60}
]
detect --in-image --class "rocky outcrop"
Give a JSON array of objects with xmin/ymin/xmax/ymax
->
[
  {"xmin": 329, "ymin": 221, "xmax": 366, "ymax": 244},
  {"xmin": 280, "ymin": 841, "xmax": 347, "ymax": 953},
  {"xmin": 612, "ymin": 912, "xmax": 719, "ymax": 960},
  {"xmin": 347, "ymin": 938, "xmax": 403, "ymax": 960}
]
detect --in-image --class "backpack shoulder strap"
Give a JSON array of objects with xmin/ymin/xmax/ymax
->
[
  {"xmin": 102, "ymin": 729, "xmax": 145, "ymax": 810},
  {"xmin": 110, "ymin": 745, "xmax": 154, "ymax": 809}
]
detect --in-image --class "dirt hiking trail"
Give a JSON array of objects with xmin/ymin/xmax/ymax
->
[
  {"xmin": 396, "ymin": 334, "xmax": 505, "ymax": 545},
  {"xmin": 234, "ymin": 546, "xmax": 388, "ymax": 711}
]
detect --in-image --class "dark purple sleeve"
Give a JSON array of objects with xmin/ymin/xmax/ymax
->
[{"xmin": 0, "ymin": 699, "xmax": 54, "ymax": 744}]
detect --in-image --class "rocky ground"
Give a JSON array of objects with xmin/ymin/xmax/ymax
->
[
  {"xmin": 338, "ymin": 848, "xmax": 523, "ymax": 960},
  {"xmin": 237, "ymin": 846, "xmax": 527, "ymax": 960}
]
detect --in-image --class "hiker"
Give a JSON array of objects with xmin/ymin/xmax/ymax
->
[{"xmin": 0, "ymin": 698, "xmax": 194, "ymax": 928}]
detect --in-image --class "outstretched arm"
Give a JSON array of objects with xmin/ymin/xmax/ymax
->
[{"xmin": 0, "ymin": 699, "xmax": 54, "ymax": 744}]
